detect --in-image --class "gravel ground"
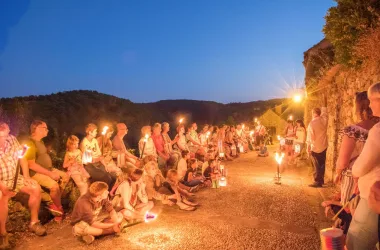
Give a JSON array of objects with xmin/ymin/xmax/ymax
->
[{"xmin": 16, "ymin": 146, "xmax": 330, "ymax": 250}]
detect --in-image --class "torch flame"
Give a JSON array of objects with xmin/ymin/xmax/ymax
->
[
  {"xmin": 101, "ymin": 126, "xmax": 109, "ymax": 135},
  {"xmin": 275, "ymin": 152, "xmax": 285, "ymax": 165},
  {"xmin": 179, "ymin": 118, "xmax": 184, "ymax": 124},
  {"xmin": 143, "ymin": 133, "xmax": 149, "ymax": 143},
  {"xmin": 250, "ymin": 131, "xmax": 254, "ymax": 136},
  {"xmin": 289, "ymin": 115, "xmax": 293, "ymax": 121},
  {"xmin": 277, "ymin": 135, "xmax": 281, "ymax": 140},
  {"xmin": 18, "ymin": 144, "xmax": 29, "ymax": 159},
  {"xmin": 144, "ymin": 212, "xmax": 157, "ymax": 223},
  {"xmin": 242, "ymin": 124, "xmax": 245, "ymax": 129}
]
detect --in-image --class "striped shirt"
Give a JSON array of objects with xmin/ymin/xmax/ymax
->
[{"xmin": 0, "ymin": 135, "xmax": 21, "ymax": 181}]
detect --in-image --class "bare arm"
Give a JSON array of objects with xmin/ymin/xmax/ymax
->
[
  {"xmin": 352, "ymin": 126, "xmax": 380, "ymax": 177},
  {"xmin": 336, "ymin": 135, "xmax": 356, "ymax": 174}
]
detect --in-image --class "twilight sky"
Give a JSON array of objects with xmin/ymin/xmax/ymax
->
[{"xmin": 0, "ymin": 0, "xmax": 334, "ymax": 103}]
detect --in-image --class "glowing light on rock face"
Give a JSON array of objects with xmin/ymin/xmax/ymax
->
[
  {"xmin": 275, "ymin": 152, "xmax": 285, "ymax": 165},
  {"xmin": 101, "ymin": 126, "xmax": 109, "ymax": 135}
]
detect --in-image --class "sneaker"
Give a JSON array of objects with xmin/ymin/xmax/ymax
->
[
  {"xmin": 81, "ymin": 235, "xmax": 95, "ymax": 245},
  {"xmin": 0, "ymin": 233, "xmax": 9, "ymax": 249},
  {"xmin": 46, "ymin": 204, "xmax": 63, "ymax": 217},
  {"xmin": 54, "ymin": 216, "xmax": 63, "ymax": 223},
  {"xmin": 29, "ymin": 222, "xmax": 47, "ymax": 236},
  {"xmin": 189, "ymin": 185, "xmax": 200, "ymax": 193}
]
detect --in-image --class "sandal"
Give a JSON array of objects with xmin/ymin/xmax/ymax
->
[
  {"xmin": 183, "ymin": 199, "xmax": 199, "ymax": 207},
  {"xmin": 29, "ymin": 221, "xmax": 47, "ymax": 236}
]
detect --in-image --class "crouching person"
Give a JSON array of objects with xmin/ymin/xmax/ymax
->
[
  {"xmin": 112, "ymin": 166, "xmax": 154, "ymax": 222},
  {"xmin": 71, "ymin": 181, "xmax": 125, "ymax": 245},
  {"xmin": 0, "ymin": 122, "xmax": 46, "ymax": 249}
]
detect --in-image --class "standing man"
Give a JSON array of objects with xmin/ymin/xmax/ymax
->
[
  {"xmin": 26, "ymin": 120, "xmax": 69, "ymax": 221},
  {"xmin": 306, "ymin": 95, "xmax": 328, "ymax": 187},
  {"xmin": 0, "ymin": 122, "xmax": 46, "ymax": 248}
]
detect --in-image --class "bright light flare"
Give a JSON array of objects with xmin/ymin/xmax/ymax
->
[
  {"xmin": 275, "ymin": 152, "xmax": 285, "ymax": 165},
  {"xmin": 101, "ymin": 126, "xmax": 109, "ymax": 135},
  {"xmin": 144, "ymin": 212, "xmax": 157, "ymax": 223},
  {"xmin": 179, "ymin": 118, "xmax": 184, "ymax": 124},
  {"xmin": 17, "ymin": 144, "xmax": 29, "ymax": 159},
  {"xmin": 293, "ymin": 94, "xmax": 302, "ymax": 103},
  {"xmin": 144, "ymin": 133, "xmax": 149, "ymax": 142}
]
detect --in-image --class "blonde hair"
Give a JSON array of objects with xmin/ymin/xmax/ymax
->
[
  {"xmin": 88, "ymin": 181, "xmax": 108, "ymax": 197},
  {"xmin": 85, "ymin": 123, "xmax": 97, "ymax": 134},
  {"xmin": 369, "ymin": 82, "xmax": 380, "ymax": 99},
  {"xmin": 66, "ymin": 135, "xmax": 80, "ymax": 150},
  {"xmin": 30, "ymin": 120, "xmax": 45, "ymax": 134},
  {"xmin": 141, "ymin": 126, "xmax": 151, "ymax": 137}
]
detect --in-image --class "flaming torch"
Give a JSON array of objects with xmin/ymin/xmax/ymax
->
[
  {"xmin": 12, "ymin": 145, "xmax": 29, "ymax": 191},
  {"xmin": 274, "ymin": 152, "xmax": 285, "ymax": 185},
  {"xmin": 140, "ymin": 134, "xmax": 149, "ymax": 159},
  {"xmin": 101, "ymin": 126, "xmax": 109, "ymax": 155},
  {"xmin": 179, "ymin": 118, "xmax": 184, "ymax": 124}
]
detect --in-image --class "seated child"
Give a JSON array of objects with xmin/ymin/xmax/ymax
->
[
  {"xmin": 159, "ymin": 170, "xmax": 197, "ymax": 211},
  {"xmin": 321, "ymin": 192, "xmax": 352, "ymax": 235},
  {"xmin": 181, "ymin": 159, "xmax": 203, "ymax": 187},
  {"xmin": 71, "ymin": 181, "xmax": 125, "ymax": 244},
  {"xmin": 144, "ymin": 161, "xmax": 176, "ymax": 205},
  {"xmin": 203, "ymin": 158, "xmax": 219, "ymax": 187},
  {"xmin": 258, "ymin": 143, "xmax": 269, "ymax": 157},
  {"xmin": 63, "ymin": 135, "xmax": 90, "ymax": 195},
  {"xmin": 112, "ymin": 166, "xmax": 154, "ymax": 221}
]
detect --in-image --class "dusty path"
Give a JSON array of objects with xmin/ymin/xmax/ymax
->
[{"xmin": 17, "ymin": 146, "xmax": 331, "ymax": 250}]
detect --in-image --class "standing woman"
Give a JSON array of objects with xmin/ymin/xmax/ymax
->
[
  {"xmin": 293, "ymin": 119, "xmax": 307, "ymax": 161},
  {"xmin": 335, "ymin": 91, "xmax": 376, "ymax": 217},
  {"xmin": 283, "ymin": 120, "xmax": 296, "ymax": 164},
  {"xmin": 346, "ymin": 83, "xmax": 380, "ymax": 250}
]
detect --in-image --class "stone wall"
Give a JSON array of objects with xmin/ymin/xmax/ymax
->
[{"xmin": 303, "ymin": 43, "xmax": 380, "ymax": 182}]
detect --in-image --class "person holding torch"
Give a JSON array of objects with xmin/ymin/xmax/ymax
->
[{"xmin": 0, "ymin": 122, "xmax": 47, "ymax": 249}]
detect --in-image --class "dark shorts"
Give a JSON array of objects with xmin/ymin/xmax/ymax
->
[{"xmin": 285, "ymin": 139, "xmax": 293, "ymax": 146}]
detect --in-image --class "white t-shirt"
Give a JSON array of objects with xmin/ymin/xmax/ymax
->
[
  {"xmin": 177, "ymin": 158, "xmax": 187, "ymax": 180},
  {"xmin": 294, "ymin": 127, "xmax": 306, "ymax": 143}
]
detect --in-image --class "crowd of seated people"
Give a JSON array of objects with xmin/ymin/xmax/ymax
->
[{"xmin": 0, "ymin": 119, "xmax": 260, "ymax": 247}]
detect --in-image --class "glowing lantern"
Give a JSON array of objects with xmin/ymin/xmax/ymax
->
[{"xmin": 294, "ymin": 144, "xmax": 301, "ymax": 154}]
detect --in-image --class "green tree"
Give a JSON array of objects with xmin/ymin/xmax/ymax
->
[
  {"xmin": 226, "ymin": 116, "xmax": 235, "ymax": 125},
  {"xmin": 323, "ymin": 0, "xmax": 380, "ymax": 66}
]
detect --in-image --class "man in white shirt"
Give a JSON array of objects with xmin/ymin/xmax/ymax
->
[{"xmin": 306, "ymin": 105, "xmax": 328, "ymax": 187}]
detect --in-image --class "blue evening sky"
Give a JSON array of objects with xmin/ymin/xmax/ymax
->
[{"xmin": 0, "ymin": 0, "xmax": 334, "ymax": 103}]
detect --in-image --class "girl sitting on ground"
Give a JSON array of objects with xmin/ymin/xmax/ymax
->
[
  {"xmin": 203, "ymin": 158, "xmax": 219, "ymax": 185},
  {"xmin": 159, "ymin": 169, "xmax": 198, "ymax": 211},
  {"xmin": 63, "ymin": 135, "xmax": 90, "ymax": 196}
]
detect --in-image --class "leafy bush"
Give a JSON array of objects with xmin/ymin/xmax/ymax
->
[{"xmin": 323, "ymin": 0, "xmax": 380, "ymax": 66}]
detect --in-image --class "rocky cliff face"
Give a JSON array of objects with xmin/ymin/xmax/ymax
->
[{"xmin": 303, "ymin": 40, "xmax": 380, "ymax": 182}]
